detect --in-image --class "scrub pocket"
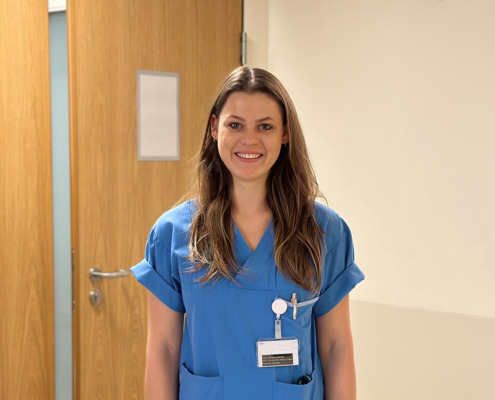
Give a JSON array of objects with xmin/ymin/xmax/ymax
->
[
  {"xmin": 283, "ymin": 296, "xmax": 319, "ymax": 334},
  {"xmin": 179, "ymin": 363, "xmax": 223, "ymax": 400},
  {"xmin": 272, "ymin": 373, "xmax": 319, "ymax": 400}
]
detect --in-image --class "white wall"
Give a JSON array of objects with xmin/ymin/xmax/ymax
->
[
  {"xmin": 243, "ymin": 0, "xmax": 269, "ymax": 69},
  {"xmin": 351, "ymin": 300, "xmax": 495, "ymax": 400},
  {"xmin": 254, "ymin": 0, "xmax": 495, "ymax": 319},
  {"xmin": 245, "ymin": 2, "xmax": 495, "ymax": 398}
]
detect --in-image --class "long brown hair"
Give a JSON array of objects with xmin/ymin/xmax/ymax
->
[{"xmin": 188, "ymin": 66, "xmax": 324, "ymax": 292}]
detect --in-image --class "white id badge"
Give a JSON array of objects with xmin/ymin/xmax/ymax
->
[
  {"xmin": 256, "ymin": 298, "xmax": 300, "ymax": 368},
  {"xmin": 256, "ymin": 337, "xmax": 299, "ymax": 367}
]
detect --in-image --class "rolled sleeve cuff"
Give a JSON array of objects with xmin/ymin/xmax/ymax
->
[
  {"xmin": 131, "ymin": 260, "xmax": 185, "ymax": 314},
  {"xmin": 313, "ymin": 263, "xmax": 365, "ymax": 318}
]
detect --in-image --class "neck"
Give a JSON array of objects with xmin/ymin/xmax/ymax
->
[{"xmin": 231, "ymin": 180, "xmax": 270, "ymax": 219}]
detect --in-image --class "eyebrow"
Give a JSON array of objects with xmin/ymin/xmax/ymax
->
[{"xmin": 228, "ymin": 115, "xmax": 275, "ymax": 123}]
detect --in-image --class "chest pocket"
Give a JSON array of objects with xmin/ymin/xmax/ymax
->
[
  {"xmin": 277, "ymin": 295, "xmax": 319, "ymax": 338},
  {"xmin": 286, "ymin": 296, "xmax": 319, "ymax": 318}
]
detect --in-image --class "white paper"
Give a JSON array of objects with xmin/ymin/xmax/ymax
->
[
  {"xmin": 48, "ymin": 0, "xmax": 66, "ymax": 12},
  {"xmin": 137, "ymin": 71, "xmax": 180, "ymax": 161}
]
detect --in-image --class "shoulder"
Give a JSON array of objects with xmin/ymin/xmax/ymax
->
[
  {"xmin": 313, "ymin": 201, "xmax": 352, "ymax": 249},
  {"xmin": 150, "ymin": 199, "xmax": 197, "ymax": 245}
]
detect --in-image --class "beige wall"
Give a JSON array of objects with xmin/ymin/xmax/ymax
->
[
  {"xmin": 244, "ymin": 0, "xmax": 495, "ymax": 398},
  {"xmin": 243, "ymin": 0, "xmax": 269, "ymax": 69},
  {"xmin": 351, "ymin": 300, "xmax": 495, "ymax": 400},
  {"xmin": 246, "ymin": 0, "xmax": 495, "ymax": 318},
  {"xmin": 267, "ymin": 0, "xmax": 495, "ymax": 319}
]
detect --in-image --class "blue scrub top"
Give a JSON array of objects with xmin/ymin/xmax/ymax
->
[{"xmin": 131, "ymin": 200, "xmax": 364, "ymax": 400}]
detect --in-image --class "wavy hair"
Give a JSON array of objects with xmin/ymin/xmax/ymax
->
[{"xmin": 188, "ymin": 66, "xmax": 324, "ymax": 292}]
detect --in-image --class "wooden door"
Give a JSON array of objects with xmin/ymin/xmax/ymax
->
[
  {"xmin": 0, "ymin": 2, "xmax": 54, "ymax": 400},
  {"xmin": 67, "ymin": 1, "xmax": 242, "ymax": 398}
]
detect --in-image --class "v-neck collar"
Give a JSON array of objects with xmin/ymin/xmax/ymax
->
[{"xmin": 233, "ymin": 220, "xmax": 273, "ymax": 268}]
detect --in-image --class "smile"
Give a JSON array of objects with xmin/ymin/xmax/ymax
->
[{"xmin": 236, "ymin": 153, "xmax": 262, "ymax": 159}]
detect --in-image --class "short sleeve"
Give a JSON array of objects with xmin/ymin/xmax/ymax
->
[
  {"xmin": 131, "ymin": 224, "xmax": 185, "ymax": 314},
  {"xmin": 313, "ymin": 214, "xmax": 365, "ymax": 318}
]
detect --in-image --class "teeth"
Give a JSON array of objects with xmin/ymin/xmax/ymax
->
[{"xmin": 237, "ymin": 153, "xmax": 261, "ymax": 159}]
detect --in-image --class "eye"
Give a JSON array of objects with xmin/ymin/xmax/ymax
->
[
  {"xmin": 259, "ymin": 124, "xmax": 272, "ymax": 131},
  {"xmin": 228, "ymin": 122, "xmax": 241, "ymax": 129}
]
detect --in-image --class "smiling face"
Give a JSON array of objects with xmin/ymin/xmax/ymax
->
[{"xmin": 211, "ymin": 91, "xmax": 289, "ymax": 189}]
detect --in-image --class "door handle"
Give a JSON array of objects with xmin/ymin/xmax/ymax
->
[{"xmin": 90, "ymin": 268, "xmax": 130, "ymax": 283}]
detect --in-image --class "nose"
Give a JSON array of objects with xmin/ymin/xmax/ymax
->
[{"xmin": 241, "ymin": 126, "xmax": 259, "ymax": 145}]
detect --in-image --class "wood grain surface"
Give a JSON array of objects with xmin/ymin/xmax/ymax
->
[
  {"xmin": 68, "ymin": 1, "xmax": 242, "ymax": 398},
  {"xmin": 0, "ymin": 1, "xmax": 55, "ymax": 399}
]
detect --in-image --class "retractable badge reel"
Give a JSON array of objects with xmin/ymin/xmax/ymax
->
[
  {"xmin": 272, "ymin": 298, "xmax": 287, "ymax": 339},
  {"xmin": 256, "ymin": 298, "xmax": 299, "ymax": 368}
]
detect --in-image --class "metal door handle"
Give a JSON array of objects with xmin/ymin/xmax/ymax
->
[{"xmin": 90, "ymin": 268, "xmax": 130, "ymax": 283}]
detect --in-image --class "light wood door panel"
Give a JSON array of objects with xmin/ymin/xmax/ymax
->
[
  {"xmin": 67, "ymin": 1, "xmax": 242, "ymax": 398},
  {"xmin": 0, "ymin": 1, "xmax": 54, "ymax": 399}
]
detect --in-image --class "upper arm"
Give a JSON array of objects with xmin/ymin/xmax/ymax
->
[
  {"xmin": 147, "ymin": 291, "xmax": 184, "ymax": 357},
  {"xmin": 315, "ymin": 295, "xmax": 353, "ymax": 355},
  {"xmin": 316, "ymin": 296, "xmax": 357, "ymax": 399}
]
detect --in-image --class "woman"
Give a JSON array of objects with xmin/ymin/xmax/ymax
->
[{"xmin": 131, "ymin": 66, "xmax": 364, "ymax": 400}]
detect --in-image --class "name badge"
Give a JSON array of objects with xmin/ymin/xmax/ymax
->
[
  {"xmin": 256, "ymin": 298, "xmax": 300, "ymax": 368},
  {"xmin": 257, "ymin": 337, "xmax": 299, "ymax": 367}
]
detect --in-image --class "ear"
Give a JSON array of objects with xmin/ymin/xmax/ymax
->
[
  {"xmin": 210, "ymin": 114, "xmax": 218, "ymax": 140},
  {"xmin": 282, "ymin": 128, "xmax": 289, "ymax": 144}
]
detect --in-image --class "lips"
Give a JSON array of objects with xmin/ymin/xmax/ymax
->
[{"xmin": 236, "ymin": 153, "xmax": 262, "ymax": 159}]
